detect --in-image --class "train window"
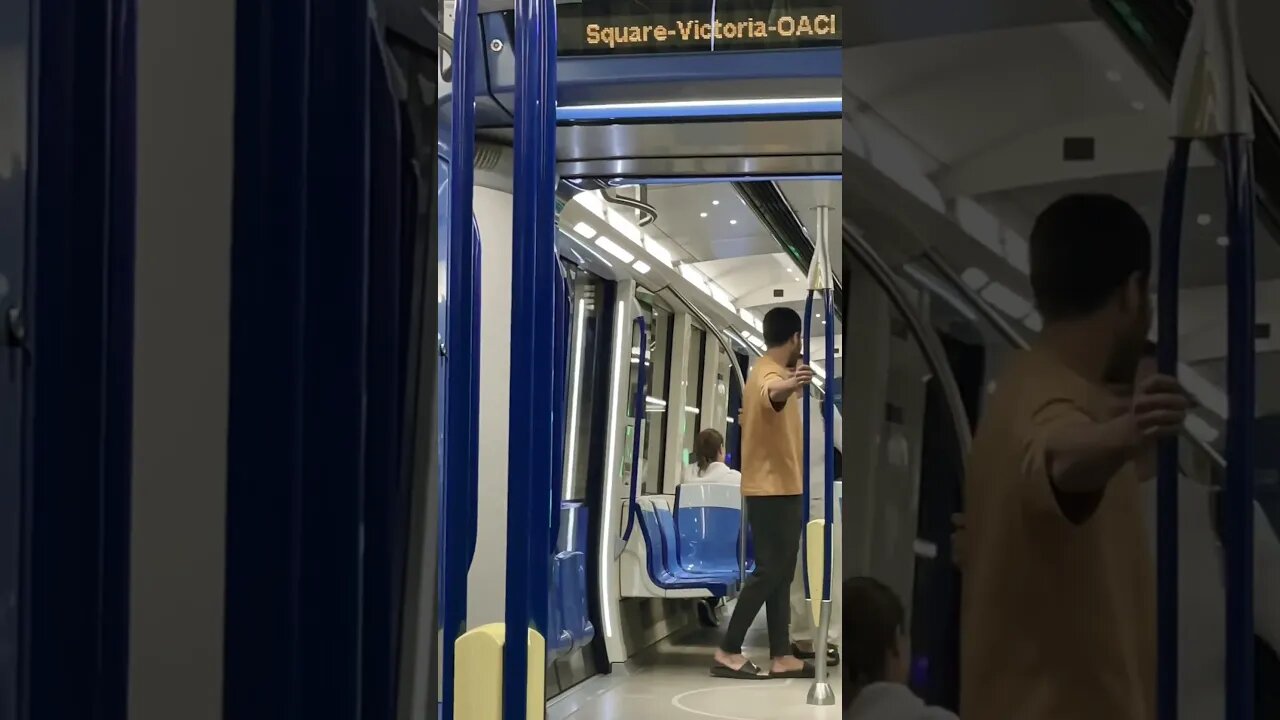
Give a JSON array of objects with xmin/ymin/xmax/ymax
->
[
  {"xmin": 677, "ymin": 325, "xmax": 708, "ymax": 470},
  {"xmin": 562, "ymin": 271, "xmax": 602, "ymax": 502},
  {"xmin": 627, "ymin": 293, "xmax": 673, "ymax": 495}
]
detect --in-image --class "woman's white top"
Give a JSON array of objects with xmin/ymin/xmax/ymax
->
[
  {"xmin": 1140, "ymin": 475, "xmax": 1280, "ymax": 720},
  {"xmin": 846, "ymin": 683, "xmax": 957, "ymax": 720},
  {"xmin": 683, "ymin": 461, "xmax": 741, "ymax": 486}
]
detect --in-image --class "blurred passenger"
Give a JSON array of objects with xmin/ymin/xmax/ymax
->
[
  {"xmin": 792, "ymin": 400, "xmax": 843, "ymax": 664},
  {"xmin": 960, "ymin": 194, "xmax": 1188, "ymax": 719},
  {"xmin": 685, "ymin": 428, "xmax": 741, "ymax": 485},
  {"xmin": 1127, "ymin": 344, "xmax": 1280, "ymax": 720},
  {"xmin": 844, "ymin": 576, "xmax": 957, "ymax": 720},
  {"xmin": 711, "ymin": 307, "xmax": 814, "ymax": 680}
]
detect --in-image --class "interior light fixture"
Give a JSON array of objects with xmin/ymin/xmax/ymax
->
[
  {"xmin": 557, "ymin": 96, "xmax": 843, "ymax": 122},
  {"xmin": 980, "ymin": 281, "xmax": 1033, "ymax": 319},
  {"xmin": 960, "ymin": 267, "xmax": 989, "ymax": 290},
  {"xmin": 1197, "ymin": 213, "xmax": 1212, "ymax": 226},
  {"xmin": 700, "ymin": 212, "xmax": 708, "ymax": 218},
  {"xmin": 632, "ymin": 260, "xmax": 651, "ymax": 274},
  {"xmin": 596, "ymin": 237, "xmax": 635, "ymax": 264},
  {"xmin": 1217, "ymin": 235, "xmax": 1230, "ymax": 247},
  {"xmin": 644, "ymin": 237, "xmax": 675, "ymax": 267},
  {"xmin": 573, "ymin": 221, "xmax": 598, "ymax": 239},
  {"xmin": 729, "ymin": 219, "xmax": 738, "ymax": 225},
  {"xmin": 712, "ymin": 200, "xmax": 720, "ymax": 206}
]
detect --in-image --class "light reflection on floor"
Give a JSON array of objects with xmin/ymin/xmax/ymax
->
[{"xmin": 548, "ymin": 625, "xmax": 842, "ymax": 720}]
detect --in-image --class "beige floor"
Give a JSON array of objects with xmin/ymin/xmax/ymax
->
[{"xmin": 548, "ymin": 625, "xmax": 842, "ymax": 720}]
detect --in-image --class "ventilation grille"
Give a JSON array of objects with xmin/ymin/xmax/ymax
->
[{"xmin": 474, "ymin": 142, "xmax": 505, "ymax": 171}]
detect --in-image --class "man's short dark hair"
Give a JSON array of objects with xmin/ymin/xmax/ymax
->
[
  {"xmin": 1029, "ymin": 193, "xmax": 1152, "ymax": 322},
  {"xmin": 762, "ymin": 307, "xmax": 802, "ymax": 348}
]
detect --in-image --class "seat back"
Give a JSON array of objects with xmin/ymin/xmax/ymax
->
[
  {"xmin": 633, "ymin": 497, "xmax": 669, "ymax": 583},
  {"xmin": 649, "ymin": 499, "xmax": 684, "ymax": 572},
  {"xmin": 674, "ymin": 484, "xmax": 742, "ymax": 572}
]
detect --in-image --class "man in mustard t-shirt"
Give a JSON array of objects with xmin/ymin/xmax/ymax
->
[
  {"xmin": 960, "ymin": 194, "xmax": 1190, "ymax": 719},
  {"xmin": 711, "ymin": 307, "xmax": 816, "ymax": 680}
]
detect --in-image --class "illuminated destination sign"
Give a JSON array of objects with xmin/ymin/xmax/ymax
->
[{"xmin": 552, "ymin": 1, "xmax": 840, "ymax": 55}]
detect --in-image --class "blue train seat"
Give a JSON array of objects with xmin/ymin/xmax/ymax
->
[
  {"xmin": 651, "ymin": 502, "xmax": 741, "ymax": 584},
  {"xmin": 635, "ymin": 498, "xmax": 732, "ymax": 596},
  {"xmin": 557, "ymin": 549, "xmax": 594, "ymax": 649},
  {"xmin": 547, "ymin": 554, "xmax": 573, "ymax": 662},
  {"xmin": 674, "ymin": 484, "xmax": 751, "ymax": 576},
  {"xmin": 550, "ymin": 502, "xmax": 593, "ymax": 654}
]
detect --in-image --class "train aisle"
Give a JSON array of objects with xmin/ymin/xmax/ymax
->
[{"xmin": 548, "ymin": 616, "xmax": 840, "ymax": 720}]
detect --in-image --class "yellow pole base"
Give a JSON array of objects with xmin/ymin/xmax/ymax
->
[{"xmin": 455, "ymin": 623, "xmax": 546, "ymax": 720}]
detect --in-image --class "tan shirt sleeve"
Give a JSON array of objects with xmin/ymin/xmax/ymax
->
[
  {"xmin": 757, "ymin": 367, "xmax": 787, "ymax": 411},
  {"xmin": 1021, "ymin": 398, "xmax": 1096, "ymax": 522}
]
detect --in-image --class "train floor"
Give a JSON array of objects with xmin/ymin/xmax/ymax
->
[{"xmin": 549, "ymin": 615, "xmax": 842, "ymax": 719}]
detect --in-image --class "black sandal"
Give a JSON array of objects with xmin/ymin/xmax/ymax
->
[
  {"xmin": 710, "ymin": 659, "xmax": 768, "ymax": 680},
  {"xmin": 768, "ymin": 661, "xmax": 816, "ymax": 679},
  {"xmin": 791, "ymin": 642, "xmax": 840, "ymax": 666}
]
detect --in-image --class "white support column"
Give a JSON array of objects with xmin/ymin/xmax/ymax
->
[
  {"xmin": 700, "ymin": 332, "xmax": 728, "ymax": 436},
  {"xmin": 597, "ymin": 280, "xmax": 636, "ymax": 663},
  {"xmin": 663, "ymin": 312, "xmax": 692, "ymax": 494}
]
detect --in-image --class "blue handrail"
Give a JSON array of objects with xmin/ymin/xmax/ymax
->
[
  {"xmin": 618, "ymin": 315, "xmax": 648, "ymax": 553},
  {"xmin": 800, "ymin": 286, "xmax": 837, "ymax": 604},
  {"xmin": 801, "ymin": 292, "xmax": 814, "ymax": 600},
  {"xmin": 821, "ymin": 287, "xmax": 835, "ymax": 602},
  {"xmin": 504, "ymin": 0, "xmax": 557, "ymax": 714},
  {"xmin": 440, "ymin": 0, "xmax": 479, "ymax": 713},
  {"xmin": 1223, "ymin": 133, "xmax": 1256, "ymax": 720},
  {"xmin": 1156, "ymin": 138, "xmax": 1190, "ymax": 720}
]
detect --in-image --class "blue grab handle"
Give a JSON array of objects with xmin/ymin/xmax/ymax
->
[{"xmin": 618, "ymin": 315, "xmax": 648, "ymax": 552}]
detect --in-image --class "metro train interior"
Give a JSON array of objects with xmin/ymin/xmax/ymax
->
[
  {"xmin": 7, "ymin": 0, "xmax": 1280, "ymax": 717},
  {"xmin": 428, "ymin": 0, "xmax": 1280, "ymax": 719}
]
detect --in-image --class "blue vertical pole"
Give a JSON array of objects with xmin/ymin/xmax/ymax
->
[
  {"xmin": 506, "ymin": 0, "xmax": 557, "ymax": 713},
  {"xmin": 441, "ymin": 0, "xmax": 479, "ymax": 713},
  {"xmin": 1155, "ymin": 138, "xmax": 1190, "ymax": 720},
  {"xmin": 821, "ymin": 288, "xmax": 835, "ymax": 602},
  {"xmin": 1223, "ymin": 133, "xmax": 1256, "ymax": 720},
  {"xmin": 801, "ymin": 292, "xmax": 814, "ymax": 601}
]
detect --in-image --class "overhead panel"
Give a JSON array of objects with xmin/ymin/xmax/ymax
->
[{"xmin": 841, "ymin": 0, "xmax": 1094, "ymax": 47}]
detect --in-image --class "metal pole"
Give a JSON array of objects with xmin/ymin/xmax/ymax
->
[
  {"xmin": 808, "ymin": 203, "xmax": 836, "ymax": 707},
  {"xmin": 440, "ymin": 0, "xmax": 479, "ymax": 713},
  {"xmin": 1156, "ymin": 139, "xmax": 1192, "ymax": 720},
  {"xmin": 505, "ymin": 0, "xmax": 557, "ymax": 713},
  {"xmin": 1165, "ymin": 0, "xmax": 1255, "ymax": 715}
]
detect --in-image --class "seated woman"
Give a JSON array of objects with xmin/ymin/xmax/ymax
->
[
  {"xmin": 845, "ymin": 577, "xmax": 957, "ymax": 720},
  {"xmin": 684, "ymin": 428, "xmax": 741, "ymax": 485}
]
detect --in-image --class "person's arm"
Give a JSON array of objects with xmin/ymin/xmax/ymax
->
[
  {"xmin": 1040, "ymin": 413, "xmax": 1140, "ymax": 494},
  {"xmin": 1252, "ymin": 502, "xmax": 1280, "ymax": 654},
  {"xmin": 763, "ymin": 364, "xmax": 812, "ymax": 409}
]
